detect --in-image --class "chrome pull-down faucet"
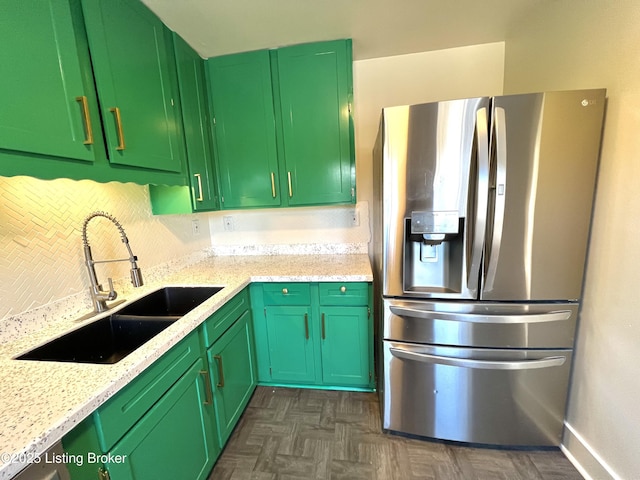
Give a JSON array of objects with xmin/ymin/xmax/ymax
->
[{"xmin": 82, "ymin": 211, "xmax": 143, "ymax": 313}]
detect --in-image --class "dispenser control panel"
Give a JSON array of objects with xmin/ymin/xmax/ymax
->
[{"xmin": 411, "ymin": 211, "xmax": 459, "ymax": 234}]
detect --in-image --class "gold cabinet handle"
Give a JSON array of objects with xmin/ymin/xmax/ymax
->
[
  {"xmin": 270, "ymin": 172, "xmax": 276, "ymax": 198},
  {"xmin": 340, "ymin": 286, "xmax": 347, "ymax": 293},
  {"xmin": 282, "ymin": 288, "xmax": 288, "ymax": 295},
  {"xmin": 199, "ymin": 369, "xmax": 213, "ymax": 405},
  {"xmin": 194, "ymin": 173, "xmax": 204, "ymax": 201},
  {"xmin": 321, "ymin": 313, "xmax": 326, "ymax": 340},
  {"xmin": 304, "ymin": 313, "xmax": 309, "ymax": 340},
  {"xmin": 214, "ymin": 354, "xmax": 225, "ymax": 388},
  {"xmin": 287, "ymin": 171, "xmax": 293, "ymax": 198},
  {"xmin": 75, "ymin": 96, "xmax": 94, "ymax": 145},
  {"xmin": 109, "ymin": 107, "xmax": 126, "ymax": 151},
  {"xmin": 98, "ymin": 467, "xmax": 111, "ymax": 480}
]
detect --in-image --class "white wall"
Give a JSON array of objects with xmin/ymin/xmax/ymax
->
[
  {"xmin": 208, "ymin": 42, "xmax": 506, "ymax": 246},
  {"xmin": 352, "ymin": 42, "xmax": 505, "ymax": 205},
  {"xmin": 504, "ymin": 2, "xmax": 640, "ymax": 478}
]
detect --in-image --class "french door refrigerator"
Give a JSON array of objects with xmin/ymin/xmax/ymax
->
[{"xmin": 372, "ymin": 89, "xmax": 606, "ymax": 446}]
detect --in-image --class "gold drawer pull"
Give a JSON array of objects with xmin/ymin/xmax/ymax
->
[
  {"xmin": 214, "ymin": 354, "xmax": 225, "ymax": 387},
  {"xmin": 287, "ymin": 171, "xmax": 293, "ymax": 198},
  {"xmin": 340, "ymin": 286, "xmax": 347, "ymax": 293},
  {"xmin": 110, "ymin": 107, "xmax": 126, "ymax": 151},
  {"xmin": 282, "ymin": 288, "xmax": 289, "ymax": 295},
  {"xmin": 75, "ymin": 96, "xmax": 94, "ymax": 145},
  {"xmin": 270, "ymin": 172, "xmax": 277, "ymax": 198},
  {"xmin": 199, "ymin": 369, "xmax": 213, "ymax": 405},
  {"xmin": 194, "ymin": 173, "xmax": 204, "ymax": 201}
]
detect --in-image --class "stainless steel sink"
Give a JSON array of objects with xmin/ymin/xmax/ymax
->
[{"xmin": 16, "ymin": 286, "xmax": 224, "ymax": 364}]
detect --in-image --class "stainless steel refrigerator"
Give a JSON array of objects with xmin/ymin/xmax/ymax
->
[{"xmin": 372, "ymin": 89, "xmax": 606, "ymax": 446}]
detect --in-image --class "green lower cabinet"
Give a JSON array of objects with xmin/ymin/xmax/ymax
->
[
  {"xmin": 207, "ymin": 310, "xmax": 257, "ymax": 445},
  {"xmin": 62, "ymin": 290, "xmax": 261, "ymax": 480},
  {"xmin": 63, "ymin": 358, "xmax": 219, "ymax": 480},
  {"xmin": 252, "ymin": 282, "xmax": 374, "ymax": 391},
  {"xmin": 106, "ymin": 359, "xmax": 219, "ymax": 480},
  {"xmin": 62, "ymin": 332, "xmax": 220, "ymax": 480},
  {"xmin": 320, "ymin": 307, "xmax": 371, "ymax": 387},
  {"xmin": 264, "ymin": 306, "xmax": 316, "ymax": 383}
]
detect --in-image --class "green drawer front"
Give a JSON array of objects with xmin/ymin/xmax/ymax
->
[
  {"xmin": 319, "ymin": 282, "xmax": 369, "ymax": 306},
  {"xmin": 202, "ymin": 289, "xmax": 250, "ymax": 347},
  {"xmin": 262, "ymin": 283, "xmax": 311, "ymax": 306},
  {"xmin": 94, "ymin": 331, "xmax": 200, "ymax": 452}
]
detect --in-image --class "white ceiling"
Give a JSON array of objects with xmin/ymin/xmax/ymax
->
[{"xmin": 141, "ymin": 0, "xmax": 543, "ymax": 60}]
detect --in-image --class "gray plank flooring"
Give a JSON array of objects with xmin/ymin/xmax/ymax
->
[{"xmin": 208, "ymin": 387, "xmax": 583, "ymax": 480}]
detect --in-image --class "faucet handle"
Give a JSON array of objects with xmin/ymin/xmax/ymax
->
[{"xmin": 106, "ymin": 277, "xmax": 117, "ymax": 301}]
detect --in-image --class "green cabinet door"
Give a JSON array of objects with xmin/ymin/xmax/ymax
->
[
  {"xmin": 274, "ymin": 40, "xmax": 355, "ymax": 206},
  {"xmin": 173, "ymin": 34, "xmax": 218, "ymax": 211},
  {"xmin": 265, "ymin": 306, "xmax": 316, "ymax": 383},
  {"xmin": 0, "ymin": 0, "xmax": 102, "ymax": 163},
  {"xmin": 208, "ymin": 310, "xmax": 257, "ymax": 445},
  {"xmin": 105, "ymin": 359, "xmax": 219, "ymax": 480},
  {"xmin": 207, "ymin": 50, "xmax": 281, "ymax": 208},
  {"xmin": 80, "ymin": 0, "xmax": 185, "ymax": 173},
  {"xmin": 320, "ymin": 306, "xmax": 371, "ymax": 387}
]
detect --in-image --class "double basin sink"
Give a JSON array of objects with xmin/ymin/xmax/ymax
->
[{"xmin": 17, "ymin": 286, "xmax": 223, "ymax": 365}]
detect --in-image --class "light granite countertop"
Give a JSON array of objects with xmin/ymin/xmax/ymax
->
[{"xmin": 0, "ymin": 253, "xmax": 372, "ymax": 479}]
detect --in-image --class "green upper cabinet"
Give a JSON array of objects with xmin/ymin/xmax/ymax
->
[
  {"xmin": 206, "ymin": 39, "xmax": 355, "ymax": 211},
  {"xmin": 173, "ymin": 34, "xmax": 218, "ymax": 211},
  {"xmin": 274, "ymin": 40, "xmax": 355, "ymax": 206},
  {"xmin": 207, "ymin": 50, "xmax": 281, "ymax": 209},
  {"xmin": 80, "ymin": 0, "xmax": 185, "ymax": 173},
  {"xmin": 1, "ymin": 0, "xmax": 188, "ymax": 185},
  {"xmin": 0, "ymin": 0, "xmax": 103, "ymax": 163}
]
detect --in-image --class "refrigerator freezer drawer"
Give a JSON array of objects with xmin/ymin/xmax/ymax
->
[
  {"xmin": 384, "ymin": 298, "xmax": 578, "ymax": 348},
  {"xmin": 382, "ymin": 341, "xmax": 572, "ymax": 446}
]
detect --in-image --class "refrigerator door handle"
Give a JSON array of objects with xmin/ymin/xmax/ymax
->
[
  {"xmin": 389, "ymin": 346, "xmax": 567, "ymax": 370},
  {"xmin": 485, "ymin": 106, "xmax": 508, "ymax": 292},
  {"xmin": 467, "ymin": 107, "xmax": 490, "ymax": 293},
  {"xmin": 389, "ymin": 305, "xmax": 571, "ymax": 324}
]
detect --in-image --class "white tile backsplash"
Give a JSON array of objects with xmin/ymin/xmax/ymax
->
[
  {"xmin": 0, "ymin": 176, "xmax": 210, "ymax": 324},
  {"xmin": 0, "ymin": 176, "xmax": 371, "ymax": 343}
]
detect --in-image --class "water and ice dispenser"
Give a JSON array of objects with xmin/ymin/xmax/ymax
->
[{"xmin": 403, "ymin": 210, "xmax": 468, "ymax": 296}]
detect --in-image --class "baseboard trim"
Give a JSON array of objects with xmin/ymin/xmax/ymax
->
[
  {"xmin": 562, "ymin": 422, "xmax": 620, "ymax": 480},
  {"xmin": 257, "ymin": 381, "xmax": 375, "ymax": 392}
]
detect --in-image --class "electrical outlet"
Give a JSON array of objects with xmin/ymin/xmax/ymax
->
[
  {"xmin": 352, "ymin": 209, "xmax": 360, "ymax": 226},
  {"xmin": 191, "ymin": 219, "xmax": 200, "ymax": 235},
  {"xmin": 223, "ymin": 215, "xmax": 234, "ymax": 231}
]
